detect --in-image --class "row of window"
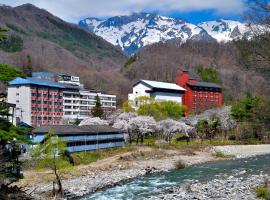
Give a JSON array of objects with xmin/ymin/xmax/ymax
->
[
  {"xmin": 64, "ymin": 111, "xmax": 90, "ymax": 115},
  {"xmin": 31, "ymin": 116, "xmax": 62, "ymax": 120},
  {"xmin": 32, "ymin": 100, "xmax": 63, "ymax": 105},
  {"xmin": 32, "ymin": 93, "xmax": 62, "ymax": 98},
  {"xmin": 64, "ymin": 94, "xmax": 116, "ymax": 101},
  {"xmin": 66, "ymin": 138, "xmax": 124, "ymax": 147},
  {"xmin": 32, "ymin": 108, "xmax": 63, "ymax": 112}
]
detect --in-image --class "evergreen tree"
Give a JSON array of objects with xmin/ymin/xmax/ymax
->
[
  {"xmin": 91, "ymin": 95, "xmax": 104, "ymax": 118},
  {"xmin": 22, "ymin": 54, "xmax": 33, "ymax": 77},
  {"xmin": 0, "ymin": 116, "xmax": 31, "ymax": 187}
]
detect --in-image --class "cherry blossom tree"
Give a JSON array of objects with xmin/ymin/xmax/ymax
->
[
  {"xmin": 79, "ymin": 117, "xmax": 109, "ymax": 126},
  {"xmin": 157, "ymin": 119, "xmax": 194, "ymax": 142},
  {"xmin": 127, "ymin": 116, "xmax": 157, "ymax": 144}
]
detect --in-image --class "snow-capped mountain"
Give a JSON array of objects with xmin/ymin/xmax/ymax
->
[
  {"xmin": 79, "ymin": 13, "xmax": 251, "ymax": 55},
  {"xmin": 198, "ymin": 20, "xmax": 251, "ymax": 42}
]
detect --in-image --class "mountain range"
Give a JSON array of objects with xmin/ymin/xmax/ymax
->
[
  {"xmin": 79, "ymin": 13, "xmax": 252, "ymax": 55},
  {"xmin": 0, "ymin": 4, "xmax": 130, "ymax": 101},
  {"xmin": 1, "ymin": 4, "xmax": 269, "ymax": 103}
]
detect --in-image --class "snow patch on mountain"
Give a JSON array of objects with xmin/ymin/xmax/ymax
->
[
  {"xmin": 198, "ymin": 19, "xmax": 249, "ymax": 42},
  {"xmin": 79, "ymin": 13, "xmax": 252, "ymax": 55}
]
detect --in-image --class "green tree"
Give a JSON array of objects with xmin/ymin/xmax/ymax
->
[
  {"xmin": 121, "ymin": 100, "xmax": 134, "ymax": 112},
  {"xmin": 231, "ymin": 94, "xmax": 261, "ymax": 122},
  {"xmin": 0, "ymin": 117, "xmax": 31, "ymax": 187},
  {"xmin": 31, "ymin": 131, "xmax": 71, "ymax": 198},
  {"xmin": 137, "ymin": 99, "xmax": 185, "ymax": 121},
  {"xmin": 91, "ymin": 95, "xmax": 104, "ymax": 118},
  {"xmin": 159, "ymin": 101, "xmax": 186, "ymax": 120},
  {"xmin": 195, "ymin": 119, "xmax": 209, "ymax": 143},
  {"xmin": 0, "ymin": 64, "xmax": 25, "ymax": 83},
  {"xmin": 196, "ymin": 65, "xmax": 221, "ymax": 84},
  {"xmin": 208, "ymin": 117, "xmax": 222, "ymax": 141}
]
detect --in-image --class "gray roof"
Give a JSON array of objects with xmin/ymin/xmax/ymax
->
[
  {"xmin": 134, "ymin": 80, "xmax": 186, "ymax": 91},
  {"xmin": 33, "ymin": 125, "xmax": 122, "ymax": 135},
  {"xmin": 187, "ymin": 81, "xmax": 221, "ymax": 89}
]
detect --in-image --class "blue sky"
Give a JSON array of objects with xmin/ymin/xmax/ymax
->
[{"xmin": 1, "ymin": 0, "xmax": 245, "ymax": 24}]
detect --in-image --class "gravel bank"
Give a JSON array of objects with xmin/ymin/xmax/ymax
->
[
  {"xmin": 212, "ymin": 144, "xmax": 270, "ymax": 158},
  {"xmin": 149, "ymin": 173, "xmax": 270, "ymax": 200},
  {"xmin": 23, "ymin": 151, "xmax": 215, "ymax": 199},
  {"xmin": 23, "ymin": 145, "xmax": 270, "ymax": 199}
]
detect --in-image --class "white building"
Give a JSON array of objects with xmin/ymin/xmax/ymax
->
[
  {"xmin": 128, "ymin": 80, "xmax": 186, "ymax": 105},
  {"xmin": 60, "ymin": 75, "xmax": 117, "ymax": 122},
  {"xmin": 58, "ymin": 74, "xmax": 80, "ymax": 86}
]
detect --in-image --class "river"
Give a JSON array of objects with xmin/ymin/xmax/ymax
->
[{"xmin": 80, "ymin": 154, "xmax": 270, "ymax": 200}]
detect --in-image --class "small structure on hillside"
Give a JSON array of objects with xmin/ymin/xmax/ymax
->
[
  {"xmin": 128, "ymin": 79, "xmax": 186, "ymax": 105},
  {"xmin": 31, "ymin": 125, "xmax": 126, "ymax": 152}
]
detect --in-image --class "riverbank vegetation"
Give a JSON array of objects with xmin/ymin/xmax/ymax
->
[{"xmin": 71, "ymin": 146, "xmax": 135, "ymax": 165}]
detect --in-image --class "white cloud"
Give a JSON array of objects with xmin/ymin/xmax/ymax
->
[{"xmin": 1, "ymin": 0, "xmax": 244, "ymax": 22}]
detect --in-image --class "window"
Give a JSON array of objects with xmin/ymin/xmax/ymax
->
[
  {"xmin": 16, "ymin": 93, "xmax": 19, "ymax": 96},
  {"xmin": 16, "ymin": 100, "xmax": 19, "ymax": 103}
]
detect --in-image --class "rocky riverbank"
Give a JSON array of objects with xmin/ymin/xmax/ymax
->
[
  {"xmin": 22, "ymin": 149, "xmax": 216, "ymax": 199},
  {"xmin": 21, "ymin": 145, "xmax": 270, "ymax": 199},
  {"xmin": 148, "ymin": 173, "xmax": 270, "ymax": 200}
]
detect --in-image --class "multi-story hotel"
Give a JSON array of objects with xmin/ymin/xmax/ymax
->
[
  {"xmin": 7, "ymin": 73, "xmax": 117, "ymax": 126},
  {"xmin": 177, "ymin": 69, "xmax": 222, "ymax": 113},
  {"xmin": 8, "ymin": 77, "xmax": 64, "ymax": 127},
  {"xmin": 60, "ymin": 75, "xmax": 116, "ymax": 121}
]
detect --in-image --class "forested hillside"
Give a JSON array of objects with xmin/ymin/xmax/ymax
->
[
  {"xmin": 122, "ymin": 40, "xmax": 270, "ymax": 102},
  {"xmin": 0, "ymin": 4, "xmax": 130, "ymax": 102}
]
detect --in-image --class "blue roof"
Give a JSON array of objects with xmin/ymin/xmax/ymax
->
[{"xmin": 9, "ymin": 77, "xmax": 65, "ymax": 88}]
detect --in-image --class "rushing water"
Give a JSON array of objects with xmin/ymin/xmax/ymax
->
[{"xmin": 81, "ymin": 154, "xmax": 270, "ymax": 200}]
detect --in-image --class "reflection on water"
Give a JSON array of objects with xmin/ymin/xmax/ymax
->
[{"xmin": 81, "ymin": 154, "xmax": 270, "ymax": 200}]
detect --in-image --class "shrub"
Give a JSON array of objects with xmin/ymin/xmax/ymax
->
[
  {"xmin": 175, "ymin": 160, "xmax": 186, "ymax": 169},
  {"xmin": 137, "ymin": 98, "xmax": 185, "ymax": 121},
  {"xmin": 215, "ymin": 151, "xmax": 227, "ymax": 158},
  {"xmin": 256, "ymin": 186, "xmax": 269, "ymax": 199}
]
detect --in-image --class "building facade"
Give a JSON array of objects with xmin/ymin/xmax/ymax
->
[
  {"xmin": 63, "ymin": 87, "xmax": 117, "ymax": 121},
  {"xmin": 60, "ymin": 75, "xmax": 117, "ymax": 121},
  {"xmin": 177, "ymin": 69, "xmax": 222, "ymax": 113},
  {"xmin": 31, "ymin": 125, "xmax": 126, "ymax": 152},
  {"xmin": 128, "ymin": 80, "xmax": 186, "ymax": 105},
  {"xmin": 8, "ymin": 73, "xmax": 117, "ymax": 126},
  {"xmin": 8, "ymin": 77, "xmax": 64, "ymax": 127}
]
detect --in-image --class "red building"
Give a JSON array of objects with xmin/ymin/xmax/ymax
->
[
  {"xmin": 8, "ymin": 77, "xmax": 64, "ymax": 127},
  {"xmin": 177, "ymin": 69, "xmax": 222, "ymax": 113}
]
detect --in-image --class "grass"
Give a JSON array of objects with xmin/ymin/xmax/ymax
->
[
  {"xmin": 141, "ymin": 135, "xmax": 265, "ymax": 154},
  {"xmin": 256, "ymin": 186, "xmax": 269, "ymax": 199},
  {"xmin": 71, "ymin": 146, "xmax": 135, "ymax": 165},
  {"xmin": 214, "ymin": 151, "xmax": 234, "ymax": 158}
]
